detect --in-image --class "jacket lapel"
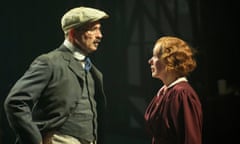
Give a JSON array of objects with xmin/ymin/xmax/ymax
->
[
  {"xmin": 68, "ymin": 58, "xmax": 85, "ymax": 80},
  {"xmin": 58, "ymin": 45, "xmax": 85, "ymax": 80}
]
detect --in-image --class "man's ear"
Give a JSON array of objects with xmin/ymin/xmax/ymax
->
[{"xmin": 68, "ymin": 29, "xmax": 75, "ymax": 42}]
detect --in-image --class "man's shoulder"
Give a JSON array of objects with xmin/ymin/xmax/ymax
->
[{"xmin": 38, "ymin": 46, "xmax": 70, "ymax": 61}]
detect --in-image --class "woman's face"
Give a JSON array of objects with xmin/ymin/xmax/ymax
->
[{"xmin": 148, "ymin": 44, "xmax": 166, "ymax": 80}]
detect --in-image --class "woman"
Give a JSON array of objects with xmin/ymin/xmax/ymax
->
[{"xmin": 144, "ymin": 36, "xmax": 203, "ymax": 144}]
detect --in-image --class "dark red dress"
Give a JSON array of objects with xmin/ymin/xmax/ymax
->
[{"xmin": 144, "ymin": 81, "xmax": 202, "ymax": 144}]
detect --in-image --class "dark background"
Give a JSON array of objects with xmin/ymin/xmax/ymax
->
[{"xmin": 0, "ymin": 0, "xmax": 239, "ymax": 144}]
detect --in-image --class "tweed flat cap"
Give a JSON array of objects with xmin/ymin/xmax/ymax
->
[{"xmin": 61, "ymin": 6, "xmax": 109, "ymax": 32}]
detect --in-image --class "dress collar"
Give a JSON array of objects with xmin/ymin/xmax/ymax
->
[
  {"xmin": 167, "ymin": 77, "xmax": 188, "ymax": 88},
  {"xmin": 159, "ymin": 77, "xmax": 188, "ymax": 95}
]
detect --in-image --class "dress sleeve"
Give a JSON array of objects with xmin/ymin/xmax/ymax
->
[{"xmin": 170, "ymin": 86, "xmax": 203, "ymax": 144}]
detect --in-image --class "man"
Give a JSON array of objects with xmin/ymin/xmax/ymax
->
[{"xmin": 4, "ymin": 6, "xmax": 109, "ymax": 144}]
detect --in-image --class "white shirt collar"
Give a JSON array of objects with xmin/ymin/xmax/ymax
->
[
  {"xmin": 167, "ymin": 77, "xmax": 188, "ymax": 88},
  {"xmin": 159, "ymin": 77, "xmax": 188, "ymax": 95},
  {"xmin": 63, "ymin": 39, "xmax": 86, "ymax": 61}
]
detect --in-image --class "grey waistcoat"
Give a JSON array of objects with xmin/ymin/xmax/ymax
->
[{"xmin": 58, "ymin": 70, "xmax": 97, "ymax": 142}]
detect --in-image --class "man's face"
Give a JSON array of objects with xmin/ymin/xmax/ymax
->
[{"xmin": 73, "ymin": 21, "xmax": 103, "ymax": 54}]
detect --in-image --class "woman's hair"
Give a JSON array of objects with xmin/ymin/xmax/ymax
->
[{"xmin": 155, "ymin": 36, "xmax": 197, "ymax": 76}]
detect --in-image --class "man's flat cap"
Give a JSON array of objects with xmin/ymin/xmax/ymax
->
[{"xmin": 61, "ymin": 6, "xmax": 109, "ymax": 32}]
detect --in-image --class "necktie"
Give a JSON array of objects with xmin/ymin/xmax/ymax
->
[{"xmin": 84, "ymin": 57, "xmax": 92, "ymax": 72}]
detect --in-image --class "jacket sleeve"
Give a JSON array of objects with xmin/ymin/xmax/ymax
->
[{"xmin": 4, "ymin": 55, "xmax": 52, "ymax": 144}]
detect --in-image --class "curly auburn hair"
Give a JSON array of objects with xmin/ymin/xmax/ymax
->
[{"xmin": 155, "ymin": 36, "xmax": 197, "ymax": 76}]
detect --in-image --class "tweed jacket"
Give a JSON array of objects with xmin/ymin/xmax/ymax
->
[{"xmin": 4, "ymin": 44, "xmax": 107, "ymax": 144}]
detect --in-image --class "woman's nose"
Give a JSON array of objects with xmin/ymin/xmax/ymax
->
[{"xmin": 148, "ymin": 58, "xmax": 152, "ymax": 64}]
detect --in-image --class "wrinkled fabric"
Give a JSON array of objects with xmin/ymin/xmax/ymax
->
[{"xmin": 145, "ymin": 82, "xmax": 202, "ymax": 144}]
